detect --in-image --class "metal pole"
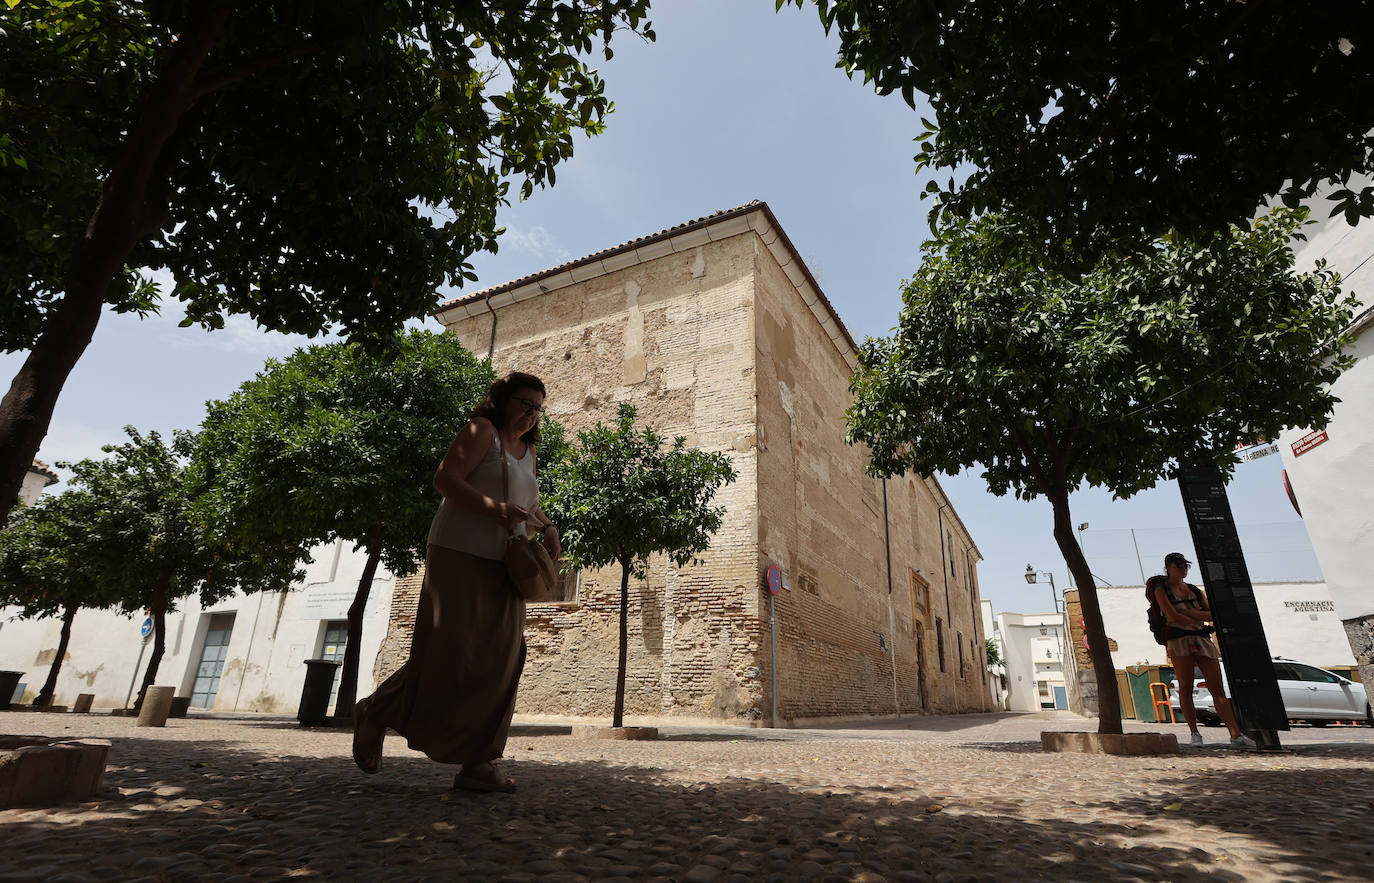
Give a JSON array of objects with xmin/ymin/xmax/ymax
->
[
  {"xmin": 124, "ymin": 632, "xmax": 150, "ymax": 710},
  {"xmin": 769, "ymin": 591, "xmax": 778, "ymax": 727},
  {"xmin": 1047, "ymin": 572, "xmax": 1058, "ymax": 613},
  {"xmin": 1130, "ymin": 528, "xmax": 1148, "ymax": 585}
]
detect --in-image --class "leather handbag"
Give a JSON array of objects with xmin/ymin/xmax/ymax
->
[{"xmin": 498, "ymin": 436, "xmax": 560, "ymax": 602}]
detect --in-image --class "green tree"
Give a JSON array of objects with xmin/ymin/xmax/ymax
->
[
  {"xmin": 191, "ymin": 330, "xmax": 497, "ymax": 718},
  {"xmin": 544, "ymin": 403, "xmax": 737, "ymax": 728},
  {"xmin": 0, "ymin": 0, "xmax": 656, "ymax": 526},
  {"xmin": 846, "ymin": 208, "xmax": 1355, "ymax": 734},
  {"xmin": 0, "ymin": 488, "xmax": 121, "ymax": 705},
  {"xmin": 60, "ymin": 427, "xmax": 302, "ymax": 709},
  {"xmin": 788, "ymin": 1, "xmax": 1374, "ymax": 254},
  {"xmin": 984, "ymin": 638, "xmax": 1002, "ymax": 669}
]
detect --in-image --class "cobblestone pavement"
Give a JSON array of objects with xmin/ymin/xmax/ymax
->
[{"xmin": 2, "ymin": 710, "xmax": 1371, "ymax": 882}]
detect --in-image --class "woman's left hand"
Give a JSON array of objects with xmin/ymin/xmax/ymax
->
[{"xmin": 542, "ymin": 525, "xmax": 562, "ymax": 561}]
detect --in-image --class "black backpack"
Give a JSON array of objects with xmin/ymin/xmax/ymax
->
[{"xmin": 1145, "ymin": 576, "xmax": 1171, "ymax": 645}]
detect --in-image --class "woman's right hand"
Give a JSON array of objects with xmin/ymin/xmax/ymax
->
[{"xmin": 495, "ymin": 501, "xmax": 532, "ymax": 533}]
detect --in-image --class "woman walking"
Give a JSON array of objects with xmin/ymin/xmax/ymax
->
[
  {"xmin": 352, "ymin": 372, "xmax": 560, "ymax": 792},
  {"xmin": 1153, "ymin": 552, "xmax": 1255, "ymax": 750}
]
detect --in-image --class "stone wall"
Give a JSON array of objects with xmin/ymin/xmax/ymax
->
[
  {"xmin": 1341, "ymin": 614, "xmax": 1374, "ymax": 691},
  {"xmin": 441, "ymin": 234, "xmax": 764, "ymax": 721},
  {"xmin": 752, "ymin": 238, "xmax": 988, "ymax": 719}
]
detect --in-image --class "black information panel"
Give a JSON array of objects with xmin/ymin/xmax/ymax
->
[{"xmin": 1177, "ymin": 465, "xmax": 1289, "ymax": 736}]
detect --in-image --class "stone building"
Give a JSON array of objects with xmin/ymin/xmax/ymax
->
[{"xmin": 377, "ymin": 201, "xmax": 990, "ymax": 725}]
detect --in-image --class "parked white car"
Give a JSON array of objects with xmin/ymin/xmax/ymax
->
[{"xmin": 1176, "ymin": 657, "xmax": 1370, "ymax": 727}]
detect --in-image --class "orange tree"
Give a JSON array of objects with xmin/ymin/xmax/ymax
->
[
  {"xmin": 846, "ymin": 208, "xmax": 1355, "ymax": 732},
  {"xmin": 0, "ymin": 0, "xmax": 655, "ymax": 526},
  {"xmin": 544, "ymin": 404, "xmax": 736, "ymax": 728}
]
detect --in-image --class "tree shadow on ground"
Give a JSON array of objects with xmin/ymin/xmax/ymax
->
[
  {"xmin": 1, "ymin": 733, "xmax": 1325, "ymax": 881},
  {"xmin": 1083, "ymin": 765, "xmax": 1374, "ymax": 880}
]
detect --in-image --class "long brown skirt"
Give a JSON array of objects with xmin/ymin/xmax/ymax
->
[{"xmin": 364, "ymin": 544, "xmax": 526, "ymax": 765}]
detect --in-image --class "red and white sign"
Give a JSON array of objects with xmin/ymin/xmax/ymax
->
[{"xmin": 1291, "ymin": 430, "xmax": 1330, "ymax": 458}]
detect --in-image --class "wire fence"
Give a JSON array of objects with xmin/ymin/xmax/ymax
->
[{"xmin": 1078, "ymin": 523, "xmax": 1322, "ymax": 587}]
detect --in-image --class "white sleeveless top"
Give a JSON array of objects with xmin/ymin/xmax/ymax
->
[{"xmin": 427, "ymin": 430, "xmax": 539, "ymax": 560}]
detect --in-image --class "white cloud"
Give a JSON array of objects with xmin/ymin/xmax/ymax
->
[
  {"xmin": 133, "ymin": 269, "xmax": 318, "ymax": 358},
  {"xmin": 500, "ymin": 223, "xmax": 572, "ymax": 262}
]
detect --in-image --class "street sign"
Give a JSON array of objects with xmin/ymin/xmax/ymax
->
[
  {"xmin": 1291, "ymin": 429, "xmax": 1329, "ymax": 457},
  {"xmin": 140, "ymin": 617, "xmax": 154, "ymax": 640},
  {"xmin": 1177, "ymin": 465, "xmax": 1288, "ymax": 744},
  {"xmin": 765, "ymin": 565, "xmax": 782, "ymax": 596}
]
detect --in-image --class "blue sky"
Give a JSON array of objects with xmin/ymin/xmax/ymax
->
[{"xmin": 3, "ymin": 1, "xmax": 1317, "ymax": 616}]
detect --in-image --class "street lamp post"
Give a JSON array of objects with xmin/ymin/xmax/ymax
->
[
  {"xmin": 1024, "ymin": 565, "xmax": 1058, "ymax": 614},
  {"xmin": 1025, "ymin": 564, "xmax": 1066, "ymax": 710}
]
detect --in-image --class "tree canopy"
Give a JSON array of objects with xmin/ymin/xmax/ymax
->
[
  {"xmin": 0, "ymin": 0, "xmax": 655, "ymax": 524},
  {"xmin": 0, "ymin": 487, "xmax": 121, "ymax": 704},
  {"xmin": 191, "ymin": 329, "xmax": 500, "ymax": 716},
  {"xmin": 790, "ymin": 1, "xmax": 1374, "ymax": 252},
  {"xmin": 544, "ymin": 403, "xmax": 737, "ymax": 727},
  {"xmin": 846, "ymin": 207, "xmax": 1356, "ymax": 731},
  {"xmin": 59, "ymin": 427, "xmax": 302, "ymax": 708}
]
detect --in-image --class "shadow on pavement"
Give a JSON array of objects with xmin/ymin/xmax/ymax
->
[
  {"xmin": 0, "ymin": 729, "xmax": 1331, "ymax": 881},
  {"xmin": 1085, "ymin": 766, "xmax": 1374, "ymax": 880}
]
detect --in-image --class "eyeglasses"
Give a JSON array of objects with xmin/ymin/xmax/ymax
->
[{"xmin": 513, "ymin": 395, "xmax": 546, "ymax": 414}]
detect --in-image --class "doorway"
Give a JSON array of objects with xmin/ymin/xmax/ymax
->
[
  {"xmin": 320, "ymin": 621, "xmax": 348, "ymax": 714},
  {"xmin": 190, "ymin": 613, "xmax": 236, "ymax": 709}
]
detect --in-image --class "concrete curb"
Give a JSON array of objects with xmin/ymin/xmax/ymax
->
[
  {"xmin": 1041, "ymin": 731, "xmax": 1179, "ymax": 755},
  {"xmin": 571, "ymin": 726, "xmax": 660, "ymax": 741}
]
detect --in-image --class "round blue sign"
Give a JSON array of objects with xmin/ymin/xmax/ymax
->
[
  {"xmin": 140, "ymin": 617, "xmax": 154, "ymax": 638},
  {"xmin": 766, "ymin": 565, "xmax": 782, "ymax": 596}
]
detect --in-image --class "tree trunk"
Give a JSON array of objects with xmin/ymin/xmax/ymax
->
[
  {"xmin": 612, "ymin": 557, "xmax": 631, "ymax": 728},
  {"xmin": 0, "ymin": 4, "xmax": 232, "ymax": 527},
  {"xmin": 334, "ymin": 525, "xmax": 383, "ymax": 721},
  {"xmin": 34, "ymin": 603, "xmax": 79, "ymax": 706},
  {"xmin": 134, "ymin": 570, "xmax": 172, "ymax": 712},
  {"xmin": 1047, "ymin": 488, "xmax": 1123, "ymax": 734}
]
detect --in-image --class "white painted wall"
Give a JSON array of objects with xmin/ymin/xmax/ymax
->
[
  {"xmin": 1093, "ymin": 581, "xmax": 1355, "ymax": 670},
  {"xmin": 0, "ymin": 539, "xmax": 394, "ymax": 712},
  {"xmin": 1276, "ymin": 180, "xmax": 1374, "ymax": 622},
  {"xmin": 997, "ymin": 611, "xmax": 1066, "ymax": 712},
  {"xmin": 981, "ymin": 599, "xmax": 1007, "ymax": 708},
  {"xmin": 18, "ymin": 465, "xmax": 55, "ymax": 507}
]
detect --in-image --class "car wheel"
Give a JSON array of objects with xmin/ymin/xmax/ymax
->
[{"xmin": 1366, "ymin": 704, "xmax": 1372, "ymax": 727}]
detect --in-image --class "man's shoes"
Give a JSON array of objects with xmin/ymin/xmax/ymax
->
[
  {"xmin": 1189, "ymin": 731, "xmax": 1204, "ymax": 747},
  {"xmin": 1229, "ymin": 733, "xmax": 1257, "ymax": 750}
]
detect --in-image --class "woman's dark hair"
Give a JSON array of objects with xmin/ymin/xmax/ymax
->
[{"xmin": 471, "ymin": 371, "xmax": 547, "ymax": 445}]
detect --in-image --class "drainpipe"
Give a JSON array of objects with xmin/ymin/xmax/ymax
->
[
  {"xmin": 937, "ymin": 503, "xmax": 952, "ymax": 623},
  {"xmin": 484, "ymin": 293, "xmax": 499, "ymax": 362},
  {"xmin": 882, "ymin": 479, "xmax": 899, "ymax": 716}
]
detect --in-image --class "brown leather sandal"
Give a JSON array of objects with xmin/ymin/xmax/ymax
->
[{"xmin": 452, "ymin": 761, "xmax": 516, "ymax": 793}]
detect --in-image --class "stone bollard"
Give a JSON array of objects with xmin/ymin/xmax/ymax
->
[
  {"xmin": 136, "ymin": 686, "xmax": 176, "ymax": 727},
  {"xmin": 72, "ymin": 694, "xmax": 95, "ymax": 714}
]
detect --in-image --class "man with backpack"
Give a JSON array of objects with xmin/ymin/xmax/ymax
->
[{"xmin": 1147, "ymin": 552, "xmax": 1256, "ymax": 749}]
